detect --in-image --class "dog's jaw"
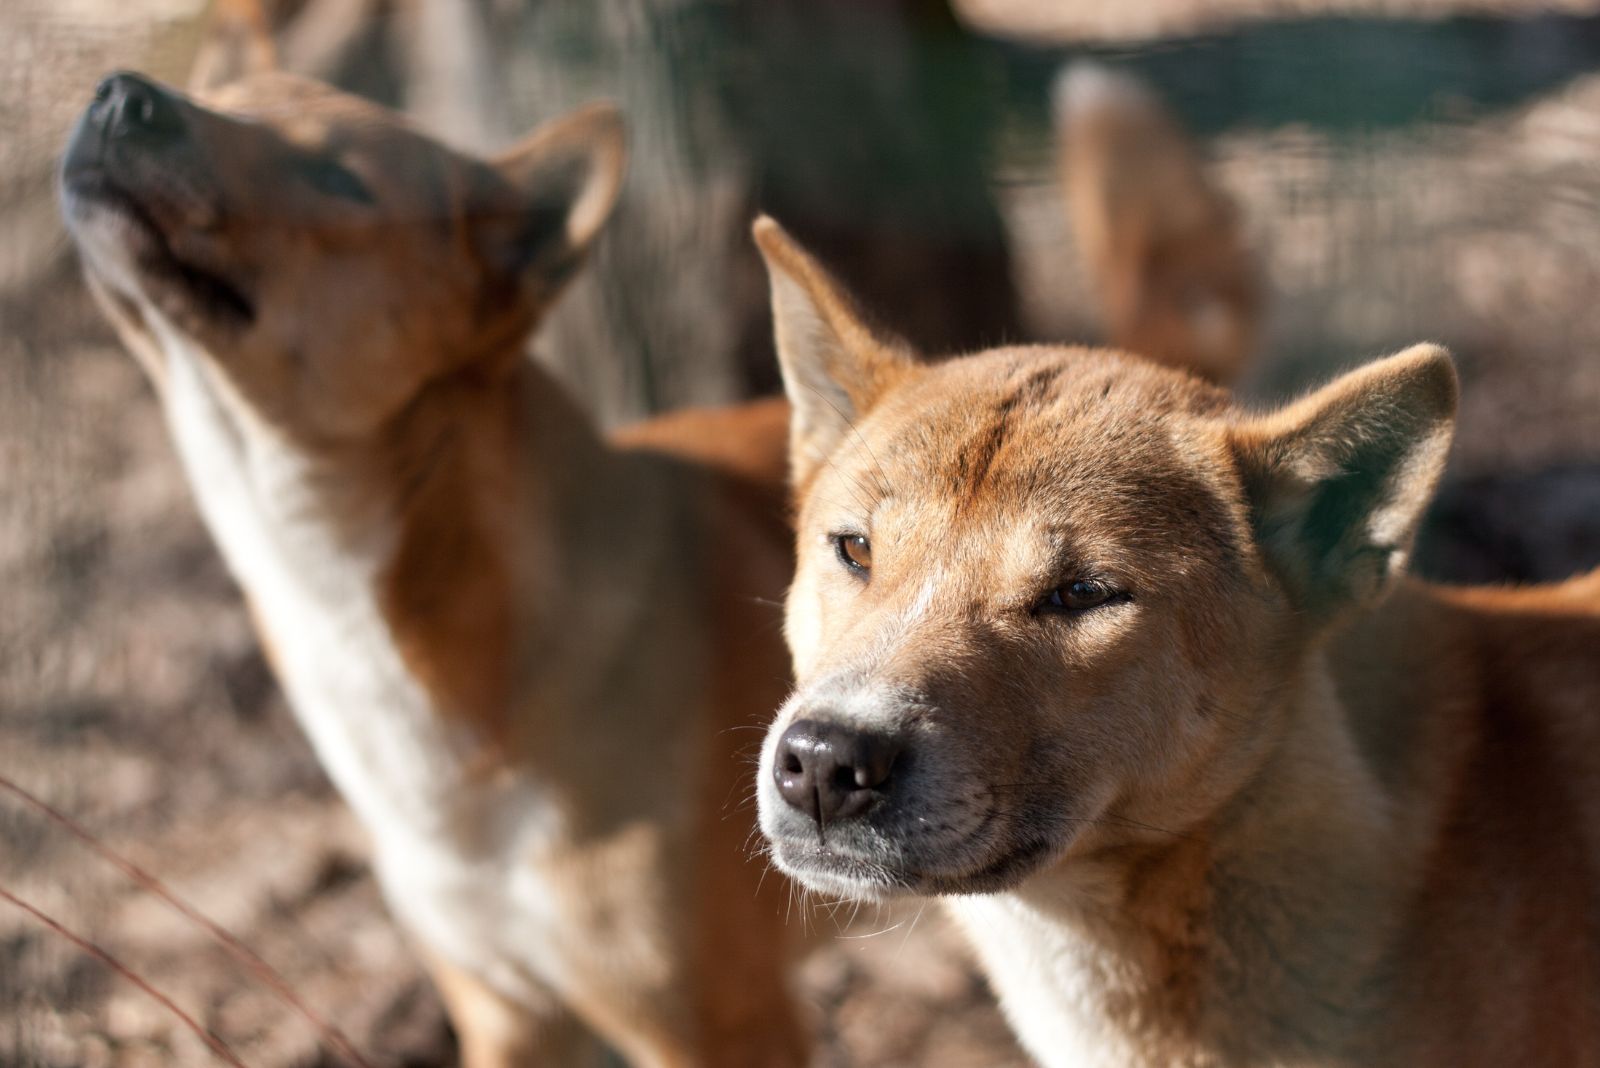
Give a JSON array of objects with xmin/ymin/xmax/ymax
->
[
  {"xmin": 758, "ymin": 729, "xmax": 1078, "ymax": 900},
  {"xmin": 766, "ymin": 844, "xmax": 910, "ymax": 902},
  {"xmin": 61, "ymin": 94, "xmax": 256, "ymax": 338}
]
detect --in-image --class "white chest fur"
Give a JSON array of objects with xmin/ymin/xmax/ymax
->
[
  {"xmin": 946, "ymin": 894, "xmax": 1150, "ymax": 1068},
  {"xmin": 157, "ymin": 335, "xmax": 563, "ymax": 997},
  {"xmin": 943, "ymin": 692, "xmax": 1395, "ymax": 1068}
]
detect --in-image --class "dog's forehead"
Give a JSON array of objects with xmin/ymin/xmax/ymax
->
[
  {"xmin": 203, "ymin": 74, "xmax": 459, "ymax": 169},
  {"xmin": 192, "ymin": 74, "xmax": 499, "ymax": 226},
  {"xmin": 865, "ymin": 346, "xmax": 1230, "ymax": 492},
  {"xmin": 827, "ymin": 346, "xmax": 1248, "ymax": 591},
  {"xmin": 206, "ymin": 73, "xmax": 391, "ymax": 131}
]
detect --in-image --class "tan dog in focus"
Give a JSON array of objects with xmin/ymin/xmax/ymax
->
[
  {"xmin": 751, "ymin": 215, "xmax": 1600, "ymax": 1068},
  {"xmin": 59, "ymin": 6, "xmax": 805, "ymax": 1065}
]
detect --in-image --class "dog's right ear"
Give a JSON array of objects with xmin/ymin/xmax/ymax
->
[
  {"xmin": 486, "ymin": 102, "xmax": 626, "ymax": 297},
  {"xmin": 753, "ymin": 217, "xmax": 914, "ymax": 487},
  {"xmin": 189, "ymin": 0, "xmax": 278, "ymax": 94}
]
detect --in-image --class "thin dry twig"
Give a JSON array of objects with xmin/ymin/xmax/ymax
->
[
  {"xmin": 0, "ymin": 774, "xmax": 378, "ymax": 1068},
  {"xmin": 0, "ymin": 882, "xmax": 252, "ymax": 1068}
]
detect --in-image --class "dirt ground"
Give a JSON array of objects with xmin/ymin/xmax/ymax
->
[{"xmin": 3, "ymin": 2, "xmax": 1599, "ymax": 1067}]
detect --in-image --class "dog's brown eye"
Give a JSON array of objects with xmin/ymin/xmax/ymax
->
[
  {"xmin": 1039, "ymin": 580, "xmax": 1122, "ymax": 613},
  {"xmin": 835, "ymin": 534, "xmax": 872, "ymax": 573}
]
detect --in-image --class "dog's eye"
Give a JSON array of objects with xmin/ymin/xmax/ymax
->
[
  {"xmin": 834, "ymin": 533, "xmax": 872, "ymax": 574},
  {"xmin": 1037, "ymin": 580, "xmax": 1123, "ymax": 614},
  {"xmin": 299, "ymin": 158, "xmax": 375, "ymax": 204}
]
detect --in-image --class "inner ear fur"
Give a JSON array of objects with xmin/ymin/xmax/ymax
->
[
  {"xmin": 752, "ymin": 216, "xmax": 915, "ymax": 488},
  {"xmin": 488, "ymin": 102, "xmax": 626, "ymax": 291},
  {"xmin": 189, "ymin": 0, "xmax": 278, "ymax": 93},
  {"xmin": 1228, "ymin": 344, "xmax": 1457, "ymax": 621}
]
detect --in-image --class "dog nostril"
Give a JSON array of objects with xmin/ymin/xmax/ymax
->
[
  {"xmin": 773, "ymin": 717, "xmax": 904, "ymax": 825},
  {"xmin": 853, "ymin": 736, "xmax": 898, "ymax": 791},
  {"xmin": 94, "ymin": 72, "xmax": 184, "ymax": 147}
]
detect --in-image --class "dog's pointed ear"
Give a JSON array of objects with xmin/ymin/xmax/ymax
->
[
  {"xmin": 487, "ymin": 101, "xmax": 626, "ymax": 294},
  {"xmin": 1229, "ymin": 344, "xmax": 1457, "ymax": 621},
  {"xmin": 189, "ymin": 0, "xmax": 278, "ymax": 94},
  {"xmin": 753, "ymin": 216, "xmax": 915, "ymax": 487}
]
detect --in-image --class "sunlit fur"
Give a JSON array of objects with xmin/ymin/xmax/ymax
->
[
  {"xmin": 60, "ymin": 20, "xmax": 805, "ymax": 1067},
  {"xmin": 754, "ymin": 217, "xmax": 1600, "ymax": 1068},
  {"xmin": 1055, "ymin": 61, "xmax": 1259, "ymax": 384}
]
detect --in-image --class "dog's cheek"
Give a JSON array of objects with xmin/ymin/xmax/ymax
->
[{"xmin": 933, "ymin": 665, "xmax": 1057, "ymax": 814}]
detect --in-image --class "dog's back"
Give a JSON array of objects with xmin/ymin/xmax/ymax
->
[{"xmin": 1330, "ymin": 572, "xmax": 1600, "ymax": 1066}]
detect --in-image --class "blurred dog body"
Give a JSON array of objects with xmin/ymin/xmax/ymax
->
[
  {"xmin": 58, "ymin": 10, "xmax": 805, "ymax": 1067},
  {"xmin": 751, "ymin": 218, "xmax": 1600, "ymax": 1068},
  {"xmin": 1055, "ymin": 62, "xmax": 1259, "ymax": 385}
]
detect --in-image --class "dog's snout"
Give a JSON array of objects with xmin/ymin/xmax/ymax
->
[
  {"xmin": 774, "ymin": 718, "xmax": 901, "ymax": 825},
  {"xmin": 90, "ymin": 72, "xmax": 184, "ymax": 148}
]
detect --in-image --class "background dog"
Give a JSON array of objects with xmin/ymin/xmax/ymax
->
[{"xmin": 58, "ymin": 6, "xmax": 805, "ymax": 1064}]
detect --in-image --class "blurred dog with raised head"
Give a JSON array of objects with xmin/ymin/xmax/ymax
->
[
  {"xmin": 751, "ymin": 214, "xmax": 1600, "ymax": 1068},
  {"xmin": 58, "ymin": 2, "xmax": 805, "ymax": 1064},
  {"xmin": 1056, "ymin": 61, "xmax": 1259, "ymax": 385}
]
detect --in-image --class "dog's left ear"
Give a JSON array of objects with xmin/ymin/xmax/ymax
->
[
  {"xmin": 487, "ymin": 101, "xmax": 627, "ymax": 294},
  {"xmin": 753, "ymin": 216, "xmax": 915, "ymax": 488},
  {"xmin": 189, "ymin": 0, "xmax": 278, "ymax": 93},
  {"xmin": 1229, "ymin": 344, "xmax": 1457, "ymax": 622}
]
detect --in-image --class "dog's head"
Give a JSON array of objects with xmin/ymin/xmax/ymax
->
[
  {"xmin": 59, "ymin": 3, "xmax": 624, "ymax": 441},
  {"xmin": 752, "ymin": 218, "xmax": 1456, "ymax": 901}
]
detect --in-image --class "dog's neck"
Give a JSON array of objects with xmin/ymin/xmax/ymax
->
[
  {"xmin": 152, "ymin": 321, "xmax": 614, "ymax": 851},
  {"xmin": 949, "ymin": 656, "xmax": 1407, "ymax": 1068}
]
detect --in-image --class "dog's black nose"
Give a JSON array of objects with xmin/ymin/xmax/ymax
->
[
  {"xmin": 774, "ymin": 718, "xmax": 901, "ymax": 825},
  {"xmin": 90, "ymin": 72, "xmax": 184, "ymax": 147}
]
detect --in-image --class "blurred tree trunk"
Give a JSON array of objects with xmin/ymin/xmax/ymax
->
[{"xmin": 482, "ymin": 0, "xmax": 1022, "ymax": 423}]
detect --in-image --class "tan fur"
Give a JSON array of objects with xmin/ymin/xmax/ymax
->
[
  {"xmin": 1055, "ymin": 63, "xmax": 1259, "ymax": 384},
  {"xmin": 424, "ymin": 947, "xmax": 605, "ymax": 1068},
  {"xmin": 752, "ymin": 218, "xmax": 1600, "ymax": 1067},
  {"xmin": 189, "ymin": 0, "xmax": 280, "ymax": 95},
  {"xmin": 60, "ymin": 9, "xmax": 805, "ymax": 1063}
]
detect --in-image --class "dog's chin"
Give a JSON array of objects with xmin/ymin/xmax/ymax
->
[
  {"xmin": 61, "ymin": 168, "xmax": 254, "ymax": 332},
  {"xmin": 771, "ymin": 844, "xmax": 914, "ymax": 902},
  {"xmin": 771, "ymin": 827, "xmax": 1063, "ymax": 901}
]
